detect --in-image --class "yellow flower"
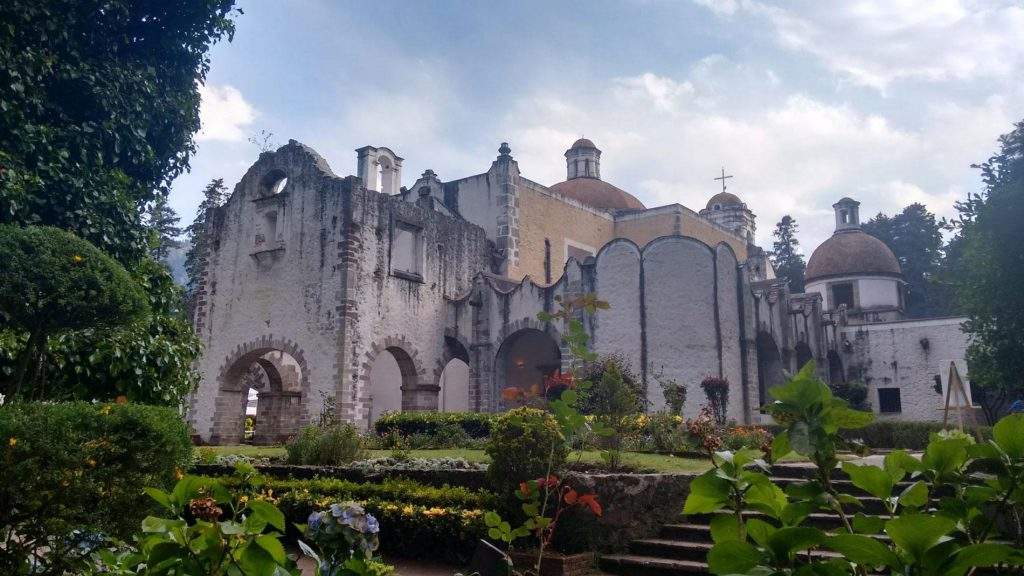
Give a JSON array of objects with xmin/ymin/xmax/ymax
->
[
  {"xmin": 72, "ymin": 254, "xmax": 83, "ymax": 263},
  {"xmin": 401, "ymin": 505, "xmax": 415, "ymax": 516},
  {"xmin": 8, "ymin": 437, "xmax": 16, "ymax": 447},
  {"xmin": 86, "ymin": 458, "xmax": 97, "ymax": 468},
  {"xmin": 174, "ymin": 467, "xmax": 185, "ymax": 480},
  {"xmin": 99, "ymin": 405, "xmax": 112, "ymax": 416},
  {"xmin": 239, "ymin": 495, "xmax": 249, "ymax": 504}
]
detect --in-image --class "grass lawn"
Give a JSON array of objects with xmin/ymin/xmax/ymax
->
[{"xmin": 198, "ymin": 445, "xmax": 712, "ymax": 473}]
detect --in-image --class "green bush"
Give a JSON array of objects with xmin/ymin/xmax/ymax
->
[
  {"xmin": 486, "ymin": 407, "xmax": 568, "ymax": 514},
  {"xmin": 373, "ymin": 411, "xmax": 494, "ymax": 439},
  {"xmin": 0, "ymin": 401, "xmax": 191, "ymax": 573},
  {"xmin": 286, "ymin": 422, "xmax": 366, "ymax": 465},
  {"xmin": 215, "ymin": 475, "xmax": 490, "ymax": 564},
  {"xmin": 838, "ymin": 420, "xmax": 992, "ymax": 450}
]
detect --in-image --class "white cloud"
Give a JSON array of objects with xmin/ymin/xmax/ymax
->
[
  {"xmin": 498, "ymin": 58, "xmax": 1014, "ymax": 251},
  {"xmin": 196, "ymin": 84, "xmax": 256, "ymax": 142},
  {"xmin": 698, "ymin": 0, "xmax": 1024, "ymax": 91}
]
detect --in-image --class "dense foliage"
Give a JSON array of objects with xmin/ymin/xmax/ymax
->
[
  {"xmin": 863, "ymin": 203, "xmax": 953, "ymax": 318},
  {"xmin": 183, "ymin": 178, "xmax": 228, "ymax": 297},
  {"xmin": 769, "ymin": 215, "xmax": 806, "ymax": 293},
  {"xmin": 0, "ymin": 401, "xmax": 192, "ymax": 574},
  {"xmin": 0, "ymin": 0, "xmax": 237, "ymax": 263},
  {"xmin": 373, "ymin": 410, "xmax": 494, "ymax": 439},
  {"xmin": 0, "ymin": 226, "xmax": 149, "ymax": 395},
  {"xmin": 486, "ymin": 407, "xmax": 569, "ymax": 507},
  {"xmin": 684, "ymin": 363, "xmax": 1024, "ymax": 575},
  {"xmin": 950, "ymin": 120, "xmax": 1024, "ymax": 422},
  {"xmin": 1, "ymin": 257, "xmax": 200, "ymax": 405},
  {"xmin": 287, "ymin": 422, "xmax": 367, "ymax": 466}
]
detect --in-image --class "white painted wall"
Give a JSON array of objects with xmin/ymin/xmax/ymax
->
[
  {"xmin": 440, "ymin": 359, "xmax": 470, "ymax": 412},
  {"xmin": 368, "ymin": 351, "xmax": 403, "ymax": 424}
]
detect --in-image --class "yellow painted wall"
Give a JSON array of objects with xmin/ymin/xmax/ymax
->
[{"xmin": 514, "ymin": 185, "xmax": 614, "ymax": 281}]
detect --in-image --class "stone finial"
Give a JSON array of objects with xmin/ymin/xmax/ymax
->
[{"xmin": 498, "ymin": 142, "xmax": 512, "ymax": 159}]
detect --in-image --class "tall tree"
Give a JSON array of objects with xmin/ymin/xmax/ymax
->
[
  {"xmin": 952, "ymin": 119, "xmax": 1024, "ymax": 423},
  {"xmin": 0, "ymin": 0, "xmax": 237, "ymax": 264},
  {"xmin": 146, "ymin": 194, "xmax": 182, "ymax": 262},
  {"xmin": 862, "ymin": 203, "xmax": 951, "ymax": 318},
  {"xmin": 184, "ymin": 178, "xmax": 228, "ymax": 297},
  {"xmin": 770, "ymin": 215, "xmax": 806, "ymax": 293}
]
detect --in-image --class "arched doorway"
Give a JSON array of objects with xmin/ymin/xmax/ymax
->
[
  {"xmin": 213, "ymin": 347, "xmax": 304, "ymax": 445},
  {"xmin": 795, "ymin": 342, "xmax": 814, "ymax": 372},
  {"xmin": 828, "ymin": 350, "xmax": 846, "ymax": 384},
  {"xmin": 756, "ymin": 331, "xmax": 785, "ymax": 408},
  {"xmin": 439, "ymin": 336, "xmax": 470, "ymax": 412},
  {"xmin": 368, "ymin": 346, "xmax": 417, "ymax": 425},
  {"xmin": 494, "ymin": 328, "xmax": 561, "ymax": 409}
]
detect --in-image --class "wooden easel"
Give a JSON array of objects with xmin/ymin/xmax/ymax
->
[{"xmin": 941, "ymin": 360, "xmax": 983, "ymax": 442}]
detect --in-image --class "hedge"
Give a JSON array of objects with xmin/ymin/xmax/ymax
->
[
  {"xmin": 210, "ymin": 475, "xmax": 491, "ymax": 564},
  {"xmin": 838, "ymin": 420, "xmax": 992, "ymax": 450},
  {"xmin": 0, "ymin": 402, "xmax": 192, "ymax": 572},
  {"xmin": 373, "ymin": 411, "xmax": 494, "ymax": 438}
]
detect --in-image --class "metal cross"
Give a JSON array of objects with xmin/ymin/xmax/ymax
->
[{"xmin": 714, "ymin": 167, "xmax": 733, "ymax": 193}]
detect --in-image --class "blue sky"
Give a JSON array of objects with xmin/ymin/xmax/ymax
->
[{"xmin": 171, "ymin": 0, "xmax": 1024, "ymax": 251}]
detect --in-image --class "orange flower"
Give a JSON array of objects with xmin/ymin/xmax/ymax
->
[
  {"xmin": 501, "ymin": 387, "xmax": 523, "ymax": 402},
  {"xmin": 563, "ymin": 488, "xmax": 578, "ymax": 505},
  {"xmin": 115, "ymin": 395, "xmax": 128, "ymax": 405},
  {"xmin": 578, "ymin": 493, "xmax": 602, "ymax": 517},
  {"xmin": 7, "ymin": 437, "xmax": 16, "ymax": 447}
]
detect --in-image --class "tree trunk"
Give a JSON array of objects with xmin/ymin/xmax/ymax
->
[{"xmin": 11, "ymin": 330, "xmax": 43, "ymax": 398}]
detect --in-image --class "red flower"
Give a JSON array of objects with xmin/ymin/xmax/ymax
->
[
  {"xmin": 578, "ymin": 493, "xmax": 602, "ymax": 517},
  {"xmin": 564, "ymin": 489, "xmax": 578, "ymax": 505}
]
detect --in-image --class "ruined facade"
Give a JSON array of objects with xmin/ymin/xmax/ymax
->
[{"xmin": 187, "ymin": 139, "xmax": 971, "ymax": 443}]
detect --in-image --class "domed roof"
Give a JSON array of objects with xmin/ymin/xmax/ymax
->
[
  {"xmin": 570, "ymin": 138, "xmax": 597, "ymax": 150},
  {"xmin": 806, "ymin": 229, "xmax": 901, "ymax": 282},
  {"xmin": 706, "ymin": 191, "xmax": 743, "ymax": 210},
  {"xmin": 548, "ymin": 178, "xmax": 646, "ymax": 211}
]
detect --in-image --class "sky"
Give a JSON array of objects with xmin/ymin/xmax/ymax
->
[{"xmin": 170, "ymin": 0, "xmax": 1024, "ymax": 253}]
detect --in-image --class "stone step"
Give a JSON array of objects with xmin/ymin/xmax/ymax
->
[
  {"xmin": 598, "ymin": 554, "xmax": 708, "ymax": 575},
  {"xmin": 686, "ymin": 511, "xmax": 892, "ymax": 530},
  {"xmin": 630, "ymin": 539, "xmax": 711, "ymax": 562},
  {"xmin": 661, "ymin": 522, "xmax": 899, "ymax": 544}
]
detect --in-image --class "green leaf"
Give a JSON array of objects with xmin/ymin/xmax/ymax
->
[
  {"xmin": 707, "ymin": 540, "xmax": 762, "ymax": 575},
  {"xmin": 683, "ymin": 470, "xmax": 731, "ymax": 514},
  {"xmin": 884, "ymin": 450, "xmax": 924, "ymax": 476},
  {"xmin": 842, "ymin": 462, "xmax": 895, "ymax": 500},
  {"xmin": 827, "ymin": 534, "xmax": 899, "ymax": 568},
  {"xmin": 993, "ymin": 414, "xmax": 1024, "ymax": 459},
  {"xmin": 484, "ymin": 511, "xmax": 501, "ymax": 527},
  {"xmin": 852, "ymin": 512, "xmax": 885, "ymax": 534},
  {"xmin": 141, "ymin": 516, "xmax": 186, "ymax": 534},
  {"xmin": 144, "ymin": 487, "xmax": 174, "ymax": 511},
  {"xmin": 898, "ymin": 481, "xmax": 929, "ymax": 508},
  {"xmin": 255, "ymin": 534, "xmax": 286, "ymax": 564},
  {"xmin": 945, "ymin": 542, "xmax": 1018, "ymax": 576},
  {"xmin": 239, "ymin": 541, "xmax": 276, "ymax": 576},
  {"xmin": 247, "ymin": 500, "xmax": 285, "ymax": 532},
  {"xmin": 746, "ymin": 481, "xmax": 788, "ymax": 519},
  {"xmin": 885, "ymin": 514, "xmax": 955, "ymax": 563},
  {"xmin": 772, "ymin": 431, "xmax": 793, "ymax": 461},
  {"xmin": 789, "ymin": 422, "xmax": 812, "ymax": 455},
  {"xmin": 830, "ymin": 407, "xmax": 874, "ymax": 429},
  {"xmin": 709, "ymin": 514, "xmax": 744, "ymax": 543},
  {"xmin": 765, "ymin": 526, "xmax": 825, "ymax": 560},
  {"xmin": 922, "ymin": 438, "xmax": 969, "ymax": 479},
  {"xmin": 746, "ymin": 518, "xmax": 776, "ymax": 549}
]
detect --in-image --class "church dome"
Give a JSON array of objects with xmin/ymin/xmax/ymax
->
[
  {"xmin": 706, "ymin": 191, "xmax": 743, "ymax": 210},
  {"xmin": 805, "ymin": 229, "xmax": 901, "ymax": 282},
  {"xmin": 570, "ymin": 138, "xmax": 597, "ymax": 150},
  {"xmin": 548, "ymin": 178, "xmax": 646, "ymax": 211}
]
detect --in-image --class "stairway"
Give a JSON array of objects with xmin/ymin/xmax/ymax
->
[{"xmin": 599, "ymin": 464, "xmax": 905, "ymax": 575}]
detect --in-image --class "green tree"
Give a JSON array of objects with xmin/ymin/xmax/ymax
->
[
  {"xmin": 0, "ymin": 226, "xmax": 148, "ymax": 396},
  {"xmin": 862, "ymin": 203, "xmax": 952, "ymax": 318},
  {"xmin": 146, "ymin": 194, "xmax": 182, "ymax": 262},
  {"xmin": 184, "ymin": 178, "xmax": 227, "ymax": 296},
  {"xmin": 953, "ymin": 120, "xmax": 1024, "ymax": 423},
  {"xmin": 770, "ymin": 215, "xmax": 806, "ymax": 293},
  {"xmin": 0, "ymin": 0, "xmax": 238, "ymax": 263}
]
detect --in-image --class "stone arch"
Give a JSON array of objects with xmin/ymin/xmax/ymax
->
[
  {"xmin": 260, "ymin": 168, "xmax": 288, "ymax": 196},
  {"xmin": 436, "ymin": 335, "xmax": 471, "ymax": 412},
  {"xmin": 795, "ymin": 341, "xmax": 814, "ymax": 372},
  {"xmin": 361, "ymin": 335, "xmax": 426, "ymax": 426},
  {"xmin": 210, "ymin": 336, "xmax": 309, "ymax": 445},
  {"xmin": 494, "ymin": 321, "xmax": 563, "ymax": 411},
  {"xmin": 756, "ymin": 331, "xmax": 785, "ymax": 409}
]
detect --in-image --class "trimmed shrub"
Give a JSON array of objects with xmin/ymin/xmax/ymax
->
[
  {"xmin": 373, "ymin": 411, "xmax": 494, "ymax": 439},
  {"xmin": 839, "ymin": 420, "xmax": 992, "ymax": 450},
  {"xmin": 0, "ymin": 401, "xmax": 191, "ymax": 572},
  {"xmin": 486, "ymin": 407, "xmax": 567, "ymax": 516},
  {"xmin": 286, "ymin": 422, "xmax": 365, "ymax": 465}
]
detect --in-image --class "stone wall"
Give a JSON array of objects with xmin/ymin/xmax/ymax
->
[{"xmin": 837, "ymin": 317, "xmax": 972, "ymax": 422}]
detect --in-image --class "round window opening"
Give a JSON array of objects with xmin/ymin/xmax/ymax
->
[{"xmin": 261, "ymin": 169, "xmax": 288, "ymax": 196}]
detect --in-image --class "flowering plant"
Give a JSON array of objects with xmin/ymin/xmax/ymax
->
[{"xmin": 301, "ymin": 502, "xmax": 388, "ymax": 576}]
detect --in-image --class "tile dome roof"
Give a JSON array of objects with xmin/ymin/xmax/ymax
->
[
  {"xmin": 806, "ymin": 229, "xmax": 901, "ymax": 282},
  {"xmin": 548, "ymin": 178, "xmax": 646, "ymax": 211},
  {"xmin": 570, "ymin": 138, "xmax": 597, "ymax": 150},
  {"xmin": 706, "ymin": 191, "xmax": 744, "ymax": 210}
]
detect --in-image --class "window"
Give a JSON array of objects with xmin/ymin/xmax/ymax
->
[
  {"xmin": 256, "ymin": 210, "xmax": 278, "ymax": 248},
  {"xmin": 878, "ymin": 388, "xmax": 902, "ymax": 413},
  {"xmin": 831, "ymin": 282, "xmax": 854, "ymax": 308},
  {"xmin": 392, "ymin": 221, "xmax": 423, "ymax": 279}
]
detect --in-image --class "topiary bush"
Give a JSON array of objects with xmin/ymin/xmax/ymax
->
[
  {"xmin": 0, "ymin": 225, "xmax": 149, "ymax": 396},
  {"xmin": 485, "ymin": 407, "xmax": 568, "ymax": 516},
  {"xmin": 0, "ymin": 401, "xmax": 191, "ymax": 574},
  {"xmin": 286, "ymin": 422, "xmax": 366, "ymax": 465}
]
